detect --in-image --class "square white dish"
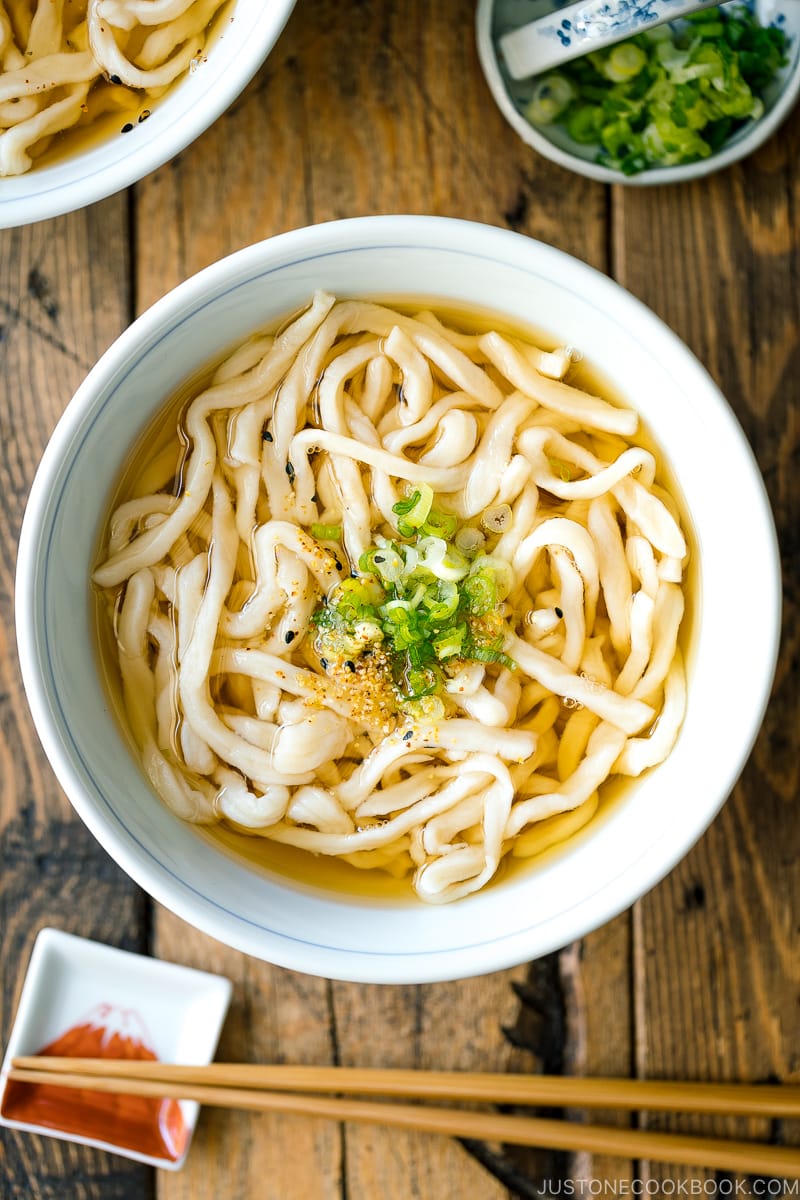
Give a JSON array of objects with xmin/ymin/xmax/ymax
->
[{"xmin": 0, "ymin": 927, "xmax": 232, "ymax": 1170}]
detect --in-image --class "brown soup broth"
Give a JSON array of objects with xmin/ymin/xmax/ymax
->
[{"xmin": 93, "ymin": 297, "xmax": 699, "ymax": 900}]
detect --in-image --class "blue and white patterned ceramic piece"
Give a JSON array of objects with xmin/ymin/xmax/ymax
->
[
  {"xmin": 500, "ymin": 0, "xmax": 718, "ymax": 80},
  {"xmin": 477, "ymin": 0, "xmax": 800, "ymax": 184}
]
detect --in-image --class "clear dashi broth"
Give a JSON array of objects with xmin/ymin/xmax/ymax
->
[{"xmin": 93, "ymin": 294, "xmax": 696, "ymax": 903}]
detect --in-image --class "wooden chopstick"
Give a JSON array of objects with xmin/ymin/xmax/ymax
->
[
  {"xmin": 10, "ymin": 1057, "xmax": 800, "ymax": 1117},
  {"xmin": 7, "ymin": 1062, "xmax": 800, "ymax": 1176}
]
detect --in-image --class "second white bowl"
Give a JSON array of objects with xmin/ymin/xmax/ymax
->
[{"xmin": 0, "ymin": 1, "xmax": 296, "ymax": 229}]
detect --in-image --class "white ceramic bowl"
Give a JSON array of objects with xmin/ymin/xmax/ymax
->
[
  {"xmin": 0, "ymin": 1, "xmax": 296, "ymax": 229},
  {"xmin": 476, "ymin": 0, "xmax": 800, "ymax": 185},
  {"xmin": 15, "ymin": 215, "xmax": 780, "ymax": 983}
]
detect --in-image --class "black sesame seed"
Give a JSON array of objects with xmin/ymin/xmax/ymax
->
[
  {"xmin": 374, "ymin": 555, "xmax": 384, "ymax": 563},
  {"xmin": 263, "ymin": 429, "xmax": 273, "ymax": 442},
  {"xmin": 334, "ymin": 558, "xmax": 343, "ymax": 570},
  {"xmin": 121, "ymin": 122, "xmax": 134, "ymax": 133},
  {"xmin": 285, "ymin": 461, "xmax": 294, "ymax": 479},
  {"xmin": 345, "ymin": 660, "xmax": 356, "ymax": 673},
  {"xmin": 555, "ymin": 607, "xmax": 564, "ymax": 619},
  {"xmin": 311, "ymin": 493, "xmax": 319, "ymax": 503},
  {"xmin": 138, "ymin": 109, "xmax": 151, "ymax": 123},
  {"xmin": 110, "ymin": 73, "xmax": 121, "ymax": 84},
  {"xmin": 402, "ymin": 730, "xmax": 414, "ymax": 742},
  {"xmin": 320, "ymin": 658, "xmax": 328, "ymax": 670},
  {"xmin": 285, "ymin": 630, "xmax": 296, "ymax": 644}
]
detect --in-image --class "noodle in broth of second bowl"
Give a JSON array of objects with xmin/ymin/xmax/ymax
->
[
  {"xmin": 93, "ymin": 293, "xmax": 694, "ymax": 905},
  {"xmin": 0, "ymin": 0, "xmax": 233, "ymax": 176}
]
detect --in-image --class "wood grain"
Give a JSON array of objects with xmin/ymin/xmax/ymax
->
[
  {"xmin": 616, "ymin": 112, "xmax": 800, "ymax": 1183},
  {"xmin": 0, "ymin": 200, "xmax": 152, "ymax": 1198},
  {"xmin": 153, "ymin": 908, "xmax": 341, "ymax": 1200},
  {"xmin": 133, "ymin": 0, "xmax": 608, "ymax": 315},
  {"xmin": 2, "ymin": 0, "xmax": 798, "ymax": 1195}
]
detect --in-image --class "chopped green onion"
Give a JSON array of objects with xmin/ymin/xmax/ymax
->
[
  {"xmin": 420, "ymin": 509, "xmax": 458, "ymax": 539},
  {"xmin": 469, "ymin": 644, "xmax": 518, "ymax": 671},
  {"xmin": 462, "ymin": 572, "xmax": 496, "ymax": 616},
  {"xmin": 603, "ymin": 45, "xmax": 647, "ymax": 83},
  {"xmin": 359, "ymin": 544, "xmax": 405, "ymax": 583},
  {"xmin": 312, "ymin": 486, "xmax": 520, "ymax": 715},
  {"xmin": 481, "ymin": 504, "xmax": 512, "ymax": 534},
  {"xmin": 422, "ymin": 580, "xmax": 459, "ymax": 621},
  {"xmin": 431, "ymin": 627, "xmax": 466, "ymax": 660},
  {"xmin": 523, "ymin": 8, "xmax": 789, "ymax": 175},
  {"xmin": 567, "ymin": 104, "xmax": 604, "ymax": 144},
  {"xmin": 455, "ymin": 526, "xmax": 485, "ymax": 555},
  {"xmin": 470, "ymin": 555, "xmax": 514, "ymax": 602},
  {"xmin": 417, "ymin": 536, "xmax": 470, "ymax": 582},
  {"xmin": 403, "ymin": 665, "xmax": 441, "ymax": 700},
  {"xmin": 526, "ymin": 74, "xmax": 576, "ymax": 124},
  {"xmin": 393, "ymin": 484, "xmax": 434, "ymax": 536},
  {"xmin": 311, "ymin": 523, "xmax": 342, "ymax": 541},
  {"xmin": 548, "ymin": 456, "xmax": 573, "ymax": 482}
]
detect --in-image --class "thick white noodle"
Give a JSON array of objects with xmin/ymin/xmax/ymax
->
[
  {"xmin": 96, "ymin": 0, "xmax": 197, "ymax": 31},
  {"xmin": 479, "ymin": 332, "xmax": 639, "ymax": 436},
  {"xmin": 0, "ymin": 81, "xmax": 91, "ymax": 175}
]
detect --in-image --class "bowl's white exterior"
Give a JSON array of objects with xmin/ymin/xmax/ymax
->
[
  {"xmin": 477, "ymin": 0, "xmax": 800, "ymax": 186},
  {"xmin": 0, "ymin": 1, "xmax": 296, "ymax": 228},
  {"xmin": 15, "ymin": 216, "xmax": 780, "ymax": 983}
]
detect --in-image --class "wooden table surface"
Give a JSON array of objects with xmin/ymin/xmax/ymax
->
[{"xmin": 1, "ymin": 1, "xmax": 798, "ymax": 1196}]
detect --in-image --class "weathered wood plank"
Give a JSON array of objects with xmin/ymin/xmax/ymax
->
[
  {"xmin": 565, "ymin": 917, "xmax": 635, "ymax": 1185},
  {"xmin": 133, "ymin": 0, "xmax": 608, "ymax": 315},
  {"xmin": 153, "ymin": 907, "xmax": 341, "ymax": 1200},
  {"xmin": 616, "ymin": 114, "xmax": 800, "ymax": 1182},
  {"xmin": 329, "ymin": 969, "xmax": 529, "ymax": 1200},
  {"xmin": 0, "ymin": 199, "xmax": 152, "ymax": 1199},
  {"xmin": 5, "ymin": 0, "xmax": 800, "ymax": 1194}
]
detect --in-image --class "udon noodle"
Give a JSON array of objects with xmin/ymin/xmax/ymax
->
[
  {"xmin": 0, "ymin": 0, "xmax": 228, "ymax": 175},
  {"xmin": 94, "ymin": 293, "xmax": 689, "ymax": 904}
]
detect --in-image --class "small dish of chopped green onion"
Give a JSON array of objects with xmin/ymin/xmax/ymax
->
[{"xmin": 477, "ymin": 0, "xmax": 800, "ymax": 184}]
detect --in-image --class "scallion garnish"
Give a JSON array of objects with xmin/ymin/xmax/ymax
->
[
  {"xmin": 524, "ymin": 7, "xmax": 789, "ymax": 175},
  {"xmin": 392, "ymin": 482, "xmax": 434, "ymax": 536},
  {"xmin": 311, "ymin": 523, "xmax": 343, "ymax": 541},
  {"xmin": 312, "ymin": 488, "xmax": 519, "ymax": 716}
]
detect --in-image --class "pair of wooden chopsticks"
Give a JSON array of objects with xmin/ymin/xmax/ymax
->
[{"xmin": 8, "ymin": 1058, "xmax": 800, "ymax": 1176}]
